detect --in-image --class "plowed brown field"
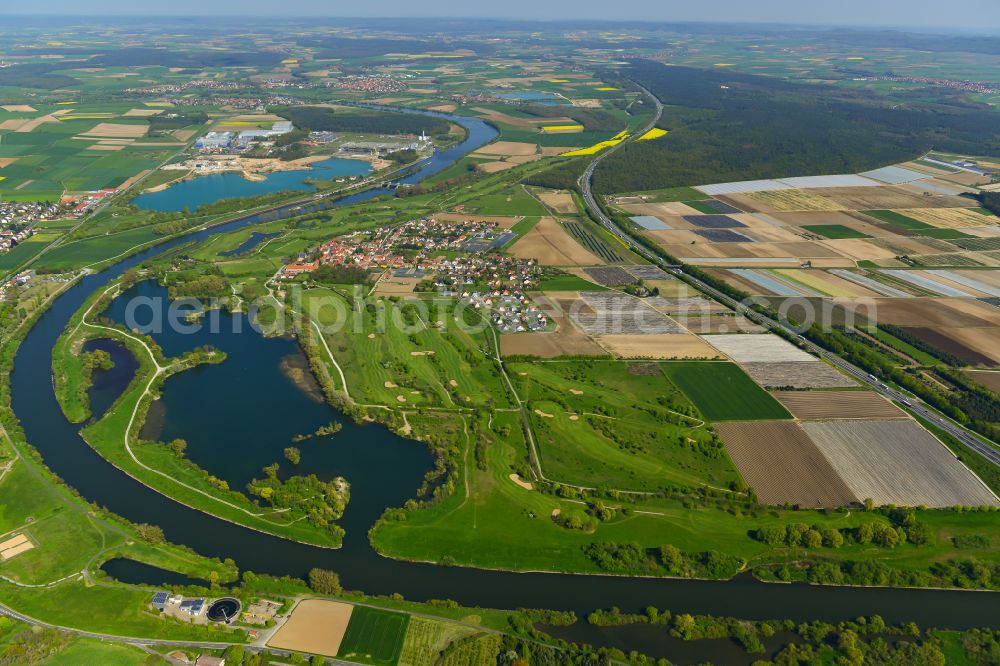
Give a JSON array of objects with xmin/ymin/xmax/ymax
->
[
  {"xmin": 716, "ymin": 421, "xmax": 858, "ymax": 507},
  {"xmin": 772, "ymin": 391, "xmax": 905, "ymax": 420}
]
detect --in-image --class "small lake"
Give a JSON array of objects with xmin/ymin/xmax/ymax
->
[
  {"xmin": 83, "ymin": 338, "xmax": 139, "ymax": 421},
  {"xmin": 132, "ymin": 157, "xmax": 372, "ymax": 213},
  {"xmin": 105, "ymin": 281, "xmax": 432, "ymax": 527},
  {"xmin": 102, "ymin": 558, "xmax": 208, "ymax": 588}
]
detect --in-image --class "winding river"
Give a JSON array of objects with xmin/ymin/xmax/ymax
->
[{"xmin": 9, "ymin": 109, "xmax": 1000, "ymax": 658}]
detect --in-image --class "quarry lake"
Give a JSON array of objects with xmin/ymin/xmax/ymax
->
[{"xmin": 132, "ymin": 156, "xmax": 372, "ymax": 213}]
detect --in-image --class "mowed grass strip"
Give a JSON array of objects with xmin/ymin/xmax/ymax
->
[
  {"xmin": 337, "ymin": 606, "xmax": 410, "ymax": 666},
  {"xmin": 661, "ymin": 361, "xmax": 791, "ymax": 421}
]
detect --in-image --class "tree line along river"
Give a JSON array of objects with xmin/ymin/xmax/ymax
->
[{"xmin": 8, "ymin": 109, "xmax": 1000, "ymax": 660}]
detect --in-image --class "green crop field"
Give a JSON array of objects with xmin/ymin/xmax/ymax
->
[
  {"xmin": 865, "ymin": 327, "xmax": 939, "ymax": 366},
  {"xmin": 614, "ymin": 186, "xmax": 709, "ymax": 203},
  {"xmin": 916, "ymin": 228, "xmax": 972, "ymax": 240},
  {"xmin": 0, "ymin": 232, "xmax": 61, "ymax": 272},
  {"xmin": 34, "ymin": 226, "xmax": 164, "ymax": 270},
  {"xmin": 508, "ymin": 216, "xmax": 540, "ymax": 235},
  {"xmin": 536, "ymin": 274, "xmax": 605, "ymax": 291},
  {"xmin": 802, "ymin": 224, "xmax": 871, "ymax": 239},
  {"xmin": 458, "ymin": 186, "xmax": 548, "ymax": 216},
  {"xmin": 0, "ymin": 109, "xmax": 181, "ymax": 200},
  {"xmin": 683, "ymin": 199, "xmax": 723, "ymax": 214},
  {"xmin": 661, "ymin": 361, "xmax": 792, "ymax": 421},
  {"xmin": 862, "ymin": 209, "xmax": 933, "ymax": 231},
  {"xmin": 337, "ymin": 606, "xmax": 410, "ymax": 666}
]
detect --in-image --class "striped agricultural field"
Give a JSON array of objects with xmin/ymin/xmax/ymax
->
[
  {"xmin": 801, "ymin": 420, "xmax": 999, "ymax": 508},
  {"xmin": 771, "ymin": 391, "xmax": 905, "ymax": 420},
  {"xmin": 716, "ymin": 421, "xmax": 858, "ymax": 508}
]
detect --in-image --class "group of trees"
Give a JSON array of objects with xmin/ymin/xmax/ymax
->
[
  {"xmin": 753, "ymin": 509, "xmax": 930, "ymax": 550},
  {"xmin": 311, "ymin": 263, "xmax": 370, "ymax": 285},
  {"xmin": 385, "ymin": 148, "xmax": 420, "ymax": 164},
  {"xmin": 246, "ymin": 463, "xmax": 349, "ymax": 535},
  {"xmin": 761, "ymin": 553, "xmax": 1000, "ymax": 590},
  {"xmin": 167, "ymin": 271, "xmax": 231, "ymax": 301},
  {"xmin": 72, "ymin": 347, "xmax": 115, "ymax": 411},
  {"xmin": 307, "ymin": 567, "xmax": 342, "ymax": 595},
  {"xmin": 583, "ymin": 541, "xmax": 743, "ymax": 579}
]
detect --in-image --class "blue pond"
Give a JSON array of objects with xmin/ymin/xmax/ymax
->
[{"xmin": 132, "ymin": 157, "xmax": 372, "ymax": 213}]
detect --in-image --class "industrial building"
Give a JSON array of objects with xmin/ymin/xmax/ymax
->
[
  {"xmin": 340, "ymin": 140, "xmax": 418, "ymax": 156},
  {"xmin": 236, "ymin": 120, "xmax": 295, "ymax": 146},
  {"xmin": 195, "ymin": 131, "xmax": 235, "ymax": 151}
]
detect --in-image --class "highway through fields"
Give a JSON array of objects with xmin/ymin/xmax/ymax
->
[{"xmin": 577, "ymin": 84, "xmax": 1000, "ymax": 477}]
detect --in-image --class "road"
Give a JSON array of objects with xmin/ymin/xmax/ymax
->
[{"xmin": 577, "ymin": 82, "xmax": 1000, "ymax": 477}]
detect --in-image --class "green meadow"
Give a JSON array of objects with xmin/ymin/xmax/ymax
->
[{"xmin": 509, "ymin": 360, "xmax": 741, "ymax": 492}]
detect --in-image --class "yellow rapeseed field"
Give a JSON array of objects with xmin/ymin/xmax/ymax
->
[
  {"xmin": 638, "ymin": 128, "xmax": 668, "ymax": 141},
  {"xmin": 561, "ymin": 137, "xmax": 625, "ymax": 157}
]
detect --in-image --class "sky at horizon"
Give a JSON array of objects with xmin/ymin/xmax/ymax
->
[{"xmin": 3, "ymin": 1, "xmax": 1000, "ymax": 32}]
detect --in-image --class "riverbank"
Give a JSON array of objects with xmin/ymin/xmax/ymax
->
[{"xmin": 0, "ymin": 285, "xmax": 240, "ymax": 641}]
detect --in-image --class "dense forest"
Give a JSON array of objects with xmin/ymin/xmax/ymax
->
[
  {"xmin": 0, "ymin": 63, "xmax": 78, "ymax": 90},
  {"xmin": 87, "ymin": 46, "xmax": 283, "ymax": 68},
  {"xmin": 274, "ymin": 106, "xmax": 451, "ymax": 136},
  {"xmin": 593, "ymin": 61, "xmax": 1000, "ymax": 194}
]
